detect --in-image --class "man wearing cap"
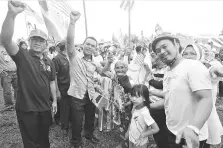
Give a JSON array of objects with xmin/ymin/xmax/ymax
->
[
  {"xmin": 150, "ymin": 32, "xmax": 213, "ymax": 148},
  {"xmin": 67, "ymin": 12, "xmax": 113, "ymax": 148},
  {"xmin": 1, "ymin": 1, "xmax": 57, "ymax": 148},
  {"xmin": 0, "ymin": 34, "xmax": 17, "ymax": 111},
  {"xmin": 52, "ymin": 40, "xmax": 71, "ymax": 131}
]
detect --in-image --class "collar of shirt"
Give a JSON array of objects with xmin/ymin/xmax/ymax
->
[
  {"xmin": 82, "ymin": 55, "xmax": 93, "ymax": 62},
  {"xmin": 58, "ymin": 51, "xmax": 69, "ymax": 60},
  {"xmin": 29, "ymin": 49, "xmax": 47, "ymax": 62}
]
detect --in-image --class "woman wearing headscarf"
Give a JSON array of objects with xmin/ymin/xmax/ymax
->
[{"xmin": 182, "ymin": 43, "xmax": 223, "ymax": 148}]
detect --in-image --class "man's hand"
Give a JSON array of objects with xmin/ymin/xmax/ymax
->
[
  {"xmin": 56, "ymin": 91, "xmax": 61, "ymax": 101},
  {"xmin": 52, "ymin": 101, "xmax": 57, "ymax": 115},
  {"xmin": 176, "ymin": 127, "xmax": 199, "ymax": 148},
  {"xmin": 209, "ymin": 65, "xmax": 223, "ymax": 78},
  {"xmin": 8, "ymin": 0, "xmax": 25, "ymax": 15},
  {"xmin": 0, "ymin": 71, "xmax": 8, "ymax": 77},
  {"xmin": 70, "ymin": 11, "xmax": 81, "ymax": 24}
]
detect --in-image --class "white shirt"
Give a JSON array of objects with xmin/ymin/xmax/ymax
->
[
  {"xmin": 129, "ymin": 106, "xmax": 155, "ymax": 145},
  {"xmin": 163, "ymin": 59, "xmax": 212, "ymax": 137}
]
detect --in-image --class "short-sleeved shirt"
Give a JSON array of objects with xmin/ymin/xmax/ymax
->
[
  {"xmin": 163, "ymin": 59, "xmax": 212, "ymax": 136},
  {"xmin": 52, "ymin": 51, "xmax": 70, "ymax": 91},
  {"xmin": 129, "ymin": 106, "xmax": 155, "ymax": 145},
  {"xmin": 0, "ymin": 45, "xmax": 17, "ymax": 72},
  {"xmin": 11, "ymin": 49, "xmax": 56, "ymax": 112},
  {"xmin": 68, "ymin": 55, "xmax": 100, "ymax": 100}
]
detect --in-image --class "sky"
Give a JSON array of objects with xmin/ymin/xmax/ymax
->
[{"xmin": 1, "ymin": 0, "xmax": 223, "ymax": 44}]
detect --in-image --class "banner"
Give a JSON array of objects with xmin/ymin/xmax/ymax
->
[
  {"xmin": 25, "ymin": 5, "xmax": 44, "ymax": 24},
  {"xmin": 38, "ymin": 0, "xmax": 72, "ymax": 41}
]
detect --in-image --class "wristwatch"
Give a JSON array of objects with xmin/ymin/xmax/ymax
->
[{"xmin": 187, "ymin": 125, "xmax": 200, "ymax": 135}]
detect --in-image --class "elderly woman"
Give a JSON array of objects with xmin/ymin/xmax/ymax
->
[
  {"xmin": 112, "ymin": 60, "xmax": 132, "ymax": 148},
  {"xmin": 182, "ymin": 44, "xmax": 223, "ymax": 148}
]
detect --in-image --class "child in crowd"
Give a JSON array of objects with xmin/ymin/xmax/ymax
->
[{"xmin": 126, "ymin": 84, "xmax": 159, "ymax": 148}]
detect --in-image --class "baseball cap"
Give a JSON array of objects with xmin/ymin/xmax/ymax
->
[
  {"xmin": 29, "ymin": 29, "xmax": 48, "ymax": 40},
  {"xmin": 151, "ymin": 32, "xmax": 179, "ymax": 52},
  {"xmin": 56, "ymin": 39, "xmax": 66, "ymax": 47}
]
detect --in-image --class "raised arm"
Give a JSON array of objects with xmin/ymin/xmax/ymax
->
[
  {"xmin": 67, "ymin": 11, "xmax": 81, "ymax": 58},
  {"xmin": 1, "ymin": 1, "xmax": 25, "ymax": 56}
]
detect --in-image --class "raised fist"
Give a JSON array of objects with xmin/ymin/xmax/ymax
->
[
  {"xmin": 70, "ymin": 11, "xmax": 81, "ymax": 24},
  {"xmin": 8, "ymin": 0, "xmax": 25, "ymax": 15}
]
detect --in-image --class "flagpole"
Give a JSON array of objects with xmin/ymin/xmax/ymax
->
[
  {"xmin": 128, "ymin": 0, "xmax": 131, "ymax": 48},
  {"xmin": 83, "ymin": 0, "xmax": 88, "ymax": 38},
  {"xmin": 24, "ymin": 13, "xmax": 29, "ymax": 37}
]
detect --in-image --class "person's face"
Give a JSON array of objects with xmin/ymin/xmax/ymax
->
[
  {"xmin": 114, "ymin": 63, "xmax": 126, "ymax": 76},
  {"xmin": 29, "ymin": 36, "xmax": 47, "ymax": 53},
  {"xmin": 155, "ymin": 39, "xmax": 179, "ymax": 65},
  {"xmin": 203, "ymin": 47, "xmax": 211, "ymax": 57},
  {"xmin": 182, "ymin": 46, "xmax": 197, "ymax": 60},
  {"xmin": 83, "ymin": 38, "xmax": 97, "ymax": 56},
  {"xmin": 130, "ymin": 95, "xmax": 144, "ymax": 106},
  {"xmin": 219, "ymin": 51, "xmax": 223, "ymax": 60},
  {"xmin": 21, "ymin": 43, "xmax": 27, "ymax": 50}
]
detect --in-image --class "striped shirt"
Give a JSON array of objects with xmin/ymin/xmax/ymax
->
[
  {"xmin": 0, "ymin": 45, "xmax": 16, "ymax": 72},
  {"xmin": 67, "ymin": 55, "xmax": 98, "ymax": 100}
]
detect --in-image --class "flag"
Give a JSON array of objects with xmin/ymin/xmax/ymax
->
[
  {"xmin": 38, "ymin": 0, "xmax": 72, "ymax": 41},
  {"xmin": 25, "ymin": 5, "xmax": 44, "ymax": 24},
  {"xmin": 155, "ymin": 23, "xmax": 163, "ymax": 35},
  {"xmin": 124, "ymin": 0, "xmax": 130, "ymax": 11},
  {"xmin": 50, "ymin": 0, "xmax": 72, "ymax": 17},
  {"xmin": 129, "ymin": 0, "xmax": 135, "ymax": 10},
  {"xmin": 120, "ymin": 0, "xmax": 135, "ymax": 11},
  {"xmin": 120, "ymin": 0, "xmax": 126, "ymax": 8},
  {"xmin": 211, "ymin": 38, "xmax": 223, "ymax": 47}
]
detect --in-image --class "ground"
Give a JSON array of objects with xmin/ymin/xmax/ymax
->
[{"xmin": 0, "ymin": 88, "xmax": 223, "ymax": 148}]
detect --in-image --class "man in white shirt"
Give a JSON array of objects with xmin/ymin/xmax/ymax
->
[{"xmin": 150, "ymin": 32, "xmax": 213, "ymax": 148}]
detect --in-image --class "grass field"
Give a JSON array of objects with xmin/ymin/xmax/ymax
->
[{"xmin": 0, "ymin": 89, "xmax": 223, "ymax": 148}]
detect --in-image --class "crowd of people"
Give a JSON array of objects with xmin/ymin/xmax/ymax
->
[{"xmin": 1, "ymin": 1, "xmax": 223, "ymax": 148}]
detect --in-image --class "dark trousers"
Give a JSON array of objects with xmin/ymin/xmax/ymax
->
[
  {"xmin": 150, "ymin": 109, "xmax": 169, "ymax": 148},
  {"xmin": 54, "ymin": 100, "xmax": 60, "ymax": 124},
  {"xmin": 60, "ymin": 90, "xmax": 71, "ymax": 129},
  {"xmin": 1, "ymin": 71, "xmax": 17, "ymax": 106},
  {"xmin": 166, "ymin": 127, "xmax": 209, "ymax": 148},
  {"xmin": 70, "ymin": 92, "xmax": 96, "ymax": 146},
  {"xmin": 219, "ymin": 81, "xmax": 223, "ymax": 97},
  {"xmin": 16, "ymin": 110, "xmax": 52, "ymax": 148}
]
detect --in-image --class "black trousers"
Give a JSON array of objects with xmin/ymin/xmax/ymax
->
[
  {"xmin": 60, "ymin": 90, "xmax": 71, "ymax": 129},
  {"xmin": 166, "ymin": 127, "xmax": 209, "ymax": 148},
  {"xmin": 150, "ymin": 109, "xmax": 169, "ymax": 148},
  {"xmin": 219, "ymin": 81, "xmax": 223, "ymax": 97},
  {"xmin": 70, "ymin": 92, "xmax": 96, "ymax": 146},
  {"xmin": 16, "ymin": 110, "xmax": 52, "ymax": 148},
  {"xmin": 54, "ymin": 90, "xmax": 71, "ymax": 129}
]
